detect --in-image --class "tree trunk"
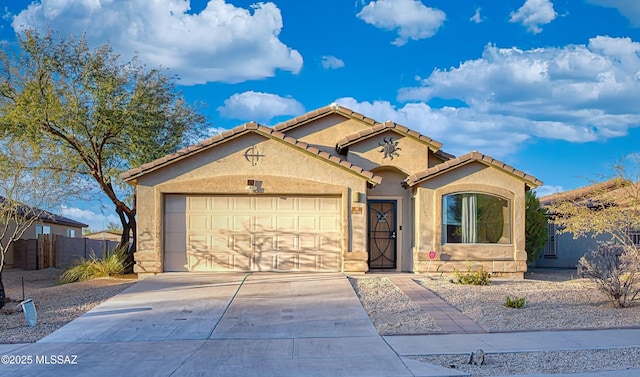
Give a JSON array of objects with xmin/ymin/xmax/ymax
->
[
  {"xmin": 0, "ymin": 269, "xmax": 5, "ymax": 310},
  {"xmin": 116, "ymin": 207, "xmax": 136, "ymax": 273}
]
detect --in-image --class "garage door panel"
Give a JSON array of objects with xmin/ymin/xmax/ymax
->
[
  {"xmin": 232, "ymin": 234, "xmax": 252, "ymax": 252},
  {"xmin": 319, "ymin": 235, "xmax": 341, "ymax": 252},
  {"xmin": 187, "ymin": 234, "xmax": 209, "ymax": 252},
  {"xmin": 275, "ymin": 235, "xmax": 296, "ymax": 251},
  {"xmin": 320, "ymin": 216, "xmax": 340, "ymax": 231},
  {"xmin": 255, "ymin": 215, "xmax": 275, "ymax": 231},
  {"xmin": 188, "ymin": 215, "xmax": 209, "ymax": 232},
  {"xmin": 166, "ymin": 195, "xmax": 342, "ymax": 272},
  {"xmin": 232, "ymin": 215, "xmax": 252, "ymax": 231},
  {"xmin": 299, "ymin": 234, "xmax": 317, "ymax": 250},
  {"xmin": 320, "ymin": 197, "xmax": 340, "ymax": 212},
  {"xmin": 233, "ymin": 197, "xmax": 252, "ymax": 210},
  {"xmin": 188, "ymin": 196, "xmax": 209, "ymax": 211},
  {"xmin": 298, "ymin": 216, "xmax": 317, "ymax": 231}
]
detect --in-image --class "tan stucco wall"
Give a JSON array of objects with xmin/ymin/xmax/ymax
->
[
  {"xmin": 134, "ymin": 134, "xmax": 371, "ymax": 276},
  {"xmin": 346, "ymin": 131, "xmax": 430, "ymax": 176},
  {"xmin": 412, "ymin": 162, "xmax": 528, "ymax": 277},
  {"xmin": 284, "ymin": 115, "xmax": 369, "ymax": 155}
]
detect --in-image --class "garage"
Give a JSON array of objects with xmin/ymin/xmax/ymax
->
[{"xmin": 164, "ymin": 194, "xmax": 342, "ymax": 272}]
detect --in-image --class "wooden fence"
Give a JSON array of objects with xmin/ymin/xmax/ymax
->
[{"xmin": 12, "ymin": 235, "xmax": 119, "ymax": 270}]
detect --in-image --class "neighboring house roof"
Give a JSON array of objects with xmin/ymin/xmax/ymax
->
[
  {"xmin": 0, "ymin": 196, "xmax": 88, "ymax": 228},
  {"xmin": 539, "ymin": 178, "xmax": 630, "ymax": 206},
  {"xmin": 120, "ymin": 121, "xmax": 383, "ymax": 185},
  {"xmin": 403, "ymin": 151, "xmax": 543, "ymax": 189},
  {"xmin": 335, "ymin": 120, "xmax": 443, "ymax": 155}
]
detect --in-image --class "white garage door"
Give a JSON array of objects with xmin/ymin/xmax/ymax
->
[{"xmin": 164, "ymin": 195, "xmax": 342, "ymax": 272}]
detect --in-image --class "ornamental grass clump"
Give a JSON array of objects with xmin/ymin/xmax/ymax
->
[{"xmin": 60, "ymin": 246, "xmax": 129, "ymax": 284}]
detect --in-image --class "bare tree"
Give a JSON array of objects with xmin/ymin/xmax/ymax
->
[
  {"xmin": 0, "ymin": 140, "xmax": 80, "ymax": 308},
  {"xmin": 548, "ymin": 155, "xmax": 640, "ymax": 308}
]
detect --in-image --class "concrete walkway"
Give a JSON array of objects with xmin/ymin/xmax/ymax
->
[
  {"xmin": 389, "ymin": 276, "xmax": 485, "ymax": 334},
  {"xmin": 1, "ymin": 272, "xmax": 639, "ymax": 377}
]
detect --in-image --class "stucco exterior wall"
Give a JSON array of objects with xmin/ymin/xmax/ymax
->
[
  {"xmin": 134, "ymin": 134, "xmax": 371, "ymax": 276},
  {"xmin": 412, "ymin": 162, "xmax": 528, "ymax": 277},
  {"xmin": 346, "ymin": 131, "xmax": 430, "ymax": 175},
  {"xmin": 535, "ymin": 231, "xmax": 612, "ymax": 268},
  {"xmin": 284, "ymin": 115, "xmax": 369, "ymax": 155}
]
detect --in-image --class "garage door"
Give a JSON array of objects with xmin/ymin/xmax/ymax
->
[{"xmin": 164, "ymin": 195, "xmax": 342, "ymax": 272}]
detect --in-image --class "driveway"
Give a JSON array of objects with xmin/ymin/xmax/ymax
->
[{"xmin": 0, "ymin": 273, "xmax": 451, "ymax": 377}]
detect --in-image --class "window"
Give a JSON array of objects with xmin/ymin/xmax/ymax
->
[
  {"xmin": 35, "ymin": 224, "xmax": 51, "ymax": 237},
  {"xmin": 66, "ymin": 229, "xmax": 76, "ymax": 238},
  {"xmin": 544, "ymin": 223, "xmax": 557, "ymax": 258},
  {"xmin": 442, "ymin": 193, "xmax": 511, "ymax": 244}
]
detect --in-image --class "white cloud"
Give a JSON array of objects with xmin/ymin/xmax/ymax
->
[
  {"xmin": 334, "ymin": 97, "xmax": 530, "ymax": 158},
  {"xmin": 509, "ymin": 0, "xmax": 557, "ymax": 34},
  {"xmin": 470, "ymin": 8, "xmax": 483, "ymax": 24},
  {"xmin": 587, "ymin": 0, "xmax": 640, "ymax": 27},
  {"xmin": 218, "ymin": 91, "xmax": 305, "ymax": 123},
  {"xmin": 357, "ymin": 0, "xmax": 445, "ymax": 46},
  {"xmin": 60, "ymin": 205, "xmax": 120, "ymax": 232},
  {"xmin": 397, "ymin": 36, "xmax": 640, "ymax": 151},
  {"xmin": 534, "ymin": 185, "xmax": 564, "ymax": 198},
  {"xmin": 321, "ymin": 55, "xmax": 345, "ymax": 70},
  {"xmin": 11, "ymin": 0, "xmax": 302, "ymax": 85}
]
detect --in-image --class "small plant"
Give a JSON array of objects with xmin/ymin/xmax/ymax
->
[
  {"xmin": 60, "ymin": 246, "xmax": 129, "ymax": 284},
  {"xmin": 452, "ymin": 263, "xmax": 491, "ymax": 286},
  {"xmin": 504, "ymin": 295, "xmax": 526, "ymax": 309}
]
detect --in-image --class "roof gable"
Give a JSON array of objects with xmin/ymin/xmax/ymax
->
[
  {"xmin": 403, "ymin": 151, "xmax": 542, "ymax": 189},
  {"xmin": 335, "ymin": 120, "xmax": 443, "ymax": 154},
  {"xmin": 120, "ymin": 122, "xmax": 382, "ymax": 185}
]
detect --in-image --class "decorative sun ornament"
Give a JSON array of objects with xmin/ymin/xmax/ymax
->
[{"xmin": 378, "ymin": 137, "xmax": 401, "ymax": 160}]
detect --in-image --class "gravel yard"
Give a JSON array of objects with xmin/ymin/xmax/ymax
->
[
  {"xmin": 1, "ymin": 268, "xmax": 135, "ymax": 343},
  {"xmin": 416, "ymin": 269, "xmax": 640, "ymax": 332},
  {"xmin": 351, "ymin": 269, "xmax": 640, "ymax": 376},
  {"xmin": 349, "ymin": 276, "xmax": 441, "ymax": 335}
]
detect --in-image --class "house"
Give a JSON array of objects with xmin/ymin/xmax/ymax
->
[
  {"xmin": 120, "ymin": 104, "xmax": 542, "ymax": 279},
  {"xmin": 85, "ymin": 230, "xmax": 125, "ymax": 243},
  {"xmin": 1, "ymin": 199, "xmax": 88, "ymax": 268},
  {"xmin": 537, "ymin": 179, "xmax": 640, "ymax": 268}
]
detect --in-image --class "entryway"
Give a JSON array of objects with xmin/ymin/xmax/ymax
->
[{"xmin": 367, "ymin": 200, "xmax": 397, "ymax": 269}]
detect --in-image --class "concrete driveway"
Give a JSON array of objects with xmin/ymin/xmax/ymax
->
[{"xmin": 0, "ymin": 273, "xmax": 453, "ymax": 377}]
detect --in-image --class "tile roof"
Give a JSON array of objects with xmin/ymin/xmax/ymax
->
[
  {"xmin": 403, "ymin": 151, "xmax": 543, "ymax": 189},
  {"xmin": 335, "ymin": 120, "xmax": 443, "ymax": 153},
  {"xmin": 120, "ymin": 121, "xmax": 382, "ymax": 185},
  {"xmin": 540, "ymin": 178, "xmax": 632, "ymax": 207},
  {"xmin": 0, "ymin": 196, "xmax": 88, "ymax": 228},
  {"xmin": 273, "ymin": 103, "xmax": 379, "ymax": 133}
]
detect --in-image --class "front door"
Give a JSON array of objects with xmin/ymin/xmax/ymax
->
[{"xmin": 367, "ymin": 200, "xmax": 397, "ymax": 269}]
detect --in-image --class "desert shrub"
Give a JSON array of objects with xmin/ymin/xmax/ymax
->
[
  {"xmin": 578, "ymin": 242, "xmax": 640, "ymax": 308},
  {"xmin": 452, "ymin": 263, "xmax": 491, "ymax": 286},
  {"xmin": 60, "ymin": 246, "xmax": 129, "ymax": 284},
  {"xmin": 504, "ymin": 296, "xmax": 526, "ymax": 309}
]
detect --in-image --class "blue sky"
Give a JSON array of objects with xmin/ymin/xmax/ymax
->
[{"xmin": 2, "ymin": 0, "xmax": 640, "ymax": 230}]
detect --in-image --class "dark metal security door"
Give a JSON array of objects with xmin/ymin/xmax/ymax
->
[{"xmin": 368, "ymin": 200, "xmax": 397, "ymax": 269}]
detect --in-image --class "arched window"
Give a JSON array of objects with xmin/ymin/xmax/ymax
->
[{"xmin": 442, "ymin": 193, "xmax": 511, "ymax": 244}]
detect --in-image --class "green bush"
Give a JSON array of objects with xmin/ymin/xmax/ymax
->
[
  {"xmin": 60, "ymin": 246, "xmax": 129, "ymax": 284},
  {"xmin": 452, "ymin": 264, "xmax": 491, "ymax": 285},
  {"xmin": 504, "ymin": 296, "xmax": 526, "ymax": 309}
]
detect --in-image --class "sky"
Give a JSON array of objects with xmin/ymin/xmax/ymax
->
[{"xmin": 2, "ymin": 0, "xmax": 640, "ymax": 230}]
